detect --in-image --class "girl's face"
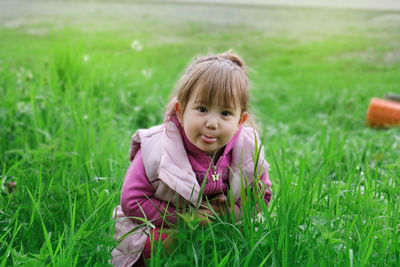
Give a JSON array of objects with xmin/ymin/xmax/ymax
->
[{"xmin": 175, "ymin": 90, "xmax": 247, "ymax": 156}]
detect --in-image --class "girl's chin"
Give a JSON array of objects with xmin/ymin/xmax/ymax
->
[
  {"xmin": 193, "ymin": 142, "xmax": 214, "ymax": 154},
  {"xmin": 199, "ymin": 145, "xmax": 221, "ymax": 156}
]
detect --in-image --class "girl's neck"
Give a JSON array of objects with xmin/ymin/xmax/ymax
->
[{"xmin": 210, "ymin": 149, "xmax": 223, "ymax": 163}]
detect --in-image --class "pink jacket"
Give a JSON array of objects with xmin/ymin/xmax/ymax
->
[{"xmin": 112, "ymin": 118, "xmax": 271, "ymax": 266}]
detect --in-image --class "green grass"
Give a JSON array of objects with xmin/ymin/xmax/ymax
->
[{"xmin": 1, "ymin": 2, "xmax": 400, "ymax": 266}]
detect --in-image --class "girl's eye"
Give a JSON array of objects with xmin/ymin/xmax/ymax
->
[
  {"xmin": 221, "ymin": 111, "xmax": 231, "ymax": 116},
  {"xmin": 198, "ymin": 107, "xmax": 207, "ymax": 113}
]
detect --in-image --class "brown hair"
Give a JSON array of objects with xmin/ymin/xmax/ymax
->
[{"xmin": 166, "ymin": 51, "xmax": 253, "ymax": 125}]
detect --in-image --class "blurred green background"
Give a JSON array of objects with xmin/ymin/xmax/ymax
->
[{"xmin": 1, "ymin": 1, "xmax": 400, "ymax": 266}]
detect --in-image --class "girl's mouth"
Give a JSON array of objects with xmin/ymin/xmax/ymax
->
[{"xmin": 201, "ymin": 135, "xmax": 217, "ymax": 144}]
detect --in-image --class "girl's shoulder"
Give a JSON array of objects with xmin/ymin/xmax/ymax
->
[
  {"xmin": 134, "ymin": 124, "xmax": 165, "ymax": 139},
  {"xmin": 132, "ymin": 121, "xmax": 180, "ymax": 140},
  {"xmin": 231, "ymin": 127, "xmax": 265, "ymax": 167},
  {"xmin": 130, "ymin": 123, "xmax": 166, "ymax": 161},
  {"xmin": 130, "ymin": 122, "xmax": 180, "ymax": 161},
  {"xmin": 239, "ymin": 127, "xmax": 262, "ymax": 145}
]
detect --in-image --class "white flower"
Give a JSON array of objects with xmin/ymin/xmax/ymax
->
[
  {"xmin": 17, "ymin": 102, "xmax": 30, "ymax": 113},
  {"xmin": 26, "ymin": 70, "xmax": 33, "ymax": 80},
  {"xmin": 83, "ymin": 54, "xmax": 90, "ymax": 63},
  {"xmin": 16, "ymin": 67, "xmax": 33, "ymax": 82},
  {"xmin": 141, "ymin": 68, "xmax": 152, "ymax": 79},
  {"xmin": 130, "ymin": 40, "xmax": 143, "ymax": 52}
]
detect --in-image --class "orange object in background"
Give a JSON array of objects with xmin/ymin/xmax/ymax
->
[{"xmin": 366, "ymin": 97, "xmax": 400, "ymax": 128}]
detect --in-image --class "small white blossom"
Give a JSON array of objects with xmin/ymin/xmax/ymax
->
[
  {"xmin": 94, "ymin": 176, "xmax": 108, "ymax": 181},
  {"xmin": 83, "ymin": 54, "xmax": 90, "ymax": 63},
  {"xmin": 16, "ymin": 67, "xmax": 33, "ymax": 83},
  {"xmin": 0, "ymin": 175, "xmax": 6, "ymax": 192},
  {"xmin": 141, "ymin": 69, "xmax": 152, "ymax": 79},
  {"xmin": 26, "ymin": 69, "xmax": 33, "ymax": 80},
  {"xmin": 17, "ymin": 102, "xmax": 31, "ymax": 113},
  {"xmin": 130, "ymin": 40, "xmax": 143, "ymax": 52},
  {"xmin": 359, "ymin": 185, "xmax": 365, "ymax": 195}
]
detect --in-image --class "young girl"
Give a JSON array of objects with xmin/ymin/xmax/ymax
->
[{"xmin": 112, "ymin": 51, "xmax": 272, "ymax": 266}]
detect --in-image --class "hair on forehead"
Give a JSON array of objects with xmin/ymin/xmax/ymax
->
[
  {"xmin": 194, "ymin": 62, "xmax": 240, "ymax": 108},
  {"xmin": 177, "ymin": 53, "xmax": 249, "ymax": 113}
]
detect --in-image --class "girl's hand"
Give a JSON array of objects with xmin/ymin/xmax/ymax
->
[
  {"xmin": 180, "ymin": 195, "xmax": 229, "ymax": 227},
  {"xmin": 201, "ymin": 194, "xmax": 228, "ymax": 217},
  {"xmin": 195, "ymin": 208, "xmax": 214, "ymax": 226}
]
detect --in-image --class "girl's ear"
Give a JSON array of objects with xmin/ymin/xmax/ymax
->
[
  {"xmin": 174, "ymin": 101, "xmax": 183, "ymax": 124},
  {"xmin": 238, "ymin": 112, "xmax": 248, "ymax": 126}
]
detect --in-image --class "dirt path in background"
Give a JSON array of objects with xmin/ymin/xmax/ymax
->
[
  {"xmin": 1, "ymin": 0, "xmax": 399, "ymax": 38},
  {"xmin": 167, "ymin": 0, "xmax": 400, "ymax": 11}
]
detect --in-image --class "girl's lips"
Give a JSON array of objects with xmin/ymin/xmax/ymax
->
[{"xmin": 201, "ymin": 135, "xmax": 217, "ymax": 144}]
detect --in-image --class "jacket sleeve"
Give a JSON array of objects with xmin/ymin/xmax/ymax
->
[
  {"xmin": 120, "ymin": 149, "xmax": 177, "ymax": 227},
  {"xmin": 260, "ymin": 171, "xmax": 272, "ymax": 205}
]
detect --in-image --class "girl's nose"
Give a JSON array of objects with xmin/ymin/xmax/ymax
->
[{"xmin": 205, "ymin": 116, "xmax": 218, "ymax": 129}]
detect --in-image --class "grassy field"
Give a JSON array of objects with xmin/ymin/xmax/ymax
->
[{"xmin": 1, "ymin": 1, "xmax": 400, "ymax": 266}]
